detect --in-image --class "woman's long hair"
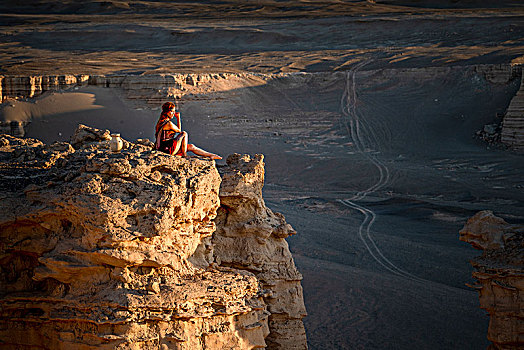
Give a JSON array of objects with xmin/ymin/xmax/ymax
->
[{"xmin": 155, "ymin": 102, "xmax": 175, "ymax": 136}]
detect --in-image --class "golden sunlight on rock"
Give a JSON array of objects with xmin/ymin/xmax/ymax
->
[{"xmin": 0, "ymin": 125, "xmax": 306, "ymax": 349}]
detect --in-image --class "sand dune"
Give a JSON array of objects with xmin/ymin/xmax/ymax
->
[{"xmin": 1, "ymin": 86, "xmax": 157, "ymax": 143}]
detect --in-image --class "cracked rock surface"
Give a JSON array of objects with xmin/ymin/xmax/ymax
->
[{"xmin": 0, "ymin": 125, "xmax": 306, "ymax": 349}]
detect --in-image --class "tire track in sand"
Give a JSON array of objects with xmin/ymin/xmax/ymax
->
[{"xmin": 339, "ymin": 63, "xmax": 425, "ymax": 283}]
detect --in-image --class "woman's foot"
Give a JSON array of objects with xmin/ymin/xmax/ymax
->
[{"xmin": 187, "ymin": 143, "xmax": 222, "ymax": 160}]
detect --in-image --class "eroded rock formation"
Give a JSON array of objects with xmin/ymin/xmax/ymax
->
[
  {"xmin": 0, "ymin": 126, "xmax": 307, "ymax": 349},
  {"xmin": 0, "ymin": 121, "xmax": 26, "ymax": 137},
  {"xmin": 0, "ymin": 73, "xmax": 258, "ymax": 105},
  {"xmin": 474, "ymin": 64, "xmax": 521, "ymax": 85},
  {"xmin": 0, "ymin": 75, "xmax": 90, "ymax": 100},
  {"xmin": 460, "ymin": 211, "xmax": 524, "ymax": 350},
  {"xmin": 214, "ymin": 154, "xmax": 307, "ymax": 349},
  {"xmin": 502, "ymin": 71, "xmax": 524, "ymax": 151}
]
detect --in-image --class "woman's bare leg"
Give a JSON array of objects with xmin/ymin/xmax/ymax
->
[
  {"xmin": 172, "ymin": 132, "xmax": 188, "ymax": 156},
  {"xmin": 187, "ymin": 143, "xmax": 222, "ymax": 160},
  {"xmin": 180, "ymin": 132, "xmax": 188, "ymax": 156}
]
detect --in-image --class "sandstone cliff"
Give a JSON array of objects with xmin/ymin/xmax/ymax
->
[
  {"xmin": 0, "ymin": 125, "xmax": 307, "ymax": 349},
  {"xmin": 460, "ymin": 211, "xmax": 524, "ymax": 350},
  {"xmin": 501, "ymin": 71, "xmax": 524, "ymax": 151},
  {"xmin": 0, "ymin": 73, "xmax": 261, "ymax": 105},
  {"xmin": 213, "ymin": 154, "xmax": 307, "ymax": 349},
  {"xmin": 2, "ymin": 66, "xmax": 520, "ymax": 105},
  {"xmin": 0, "ymin": 75, "xmax": 90, "ymax": 100}
]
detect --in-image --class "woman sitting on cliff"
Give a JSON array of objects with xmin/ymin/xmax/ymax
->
[{"xmin": 155, "ymin": 102, "xmax": 222, "ymax": 160}]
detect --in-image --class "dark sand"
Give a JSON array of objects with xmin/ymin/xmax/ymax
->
[
  {"xmin": 177, "ymin": 69, "xmax": 524, "ymax": 349},
  {"xmin": 1, "ymin": 1, "xmax": 524, "ymax": 349},
  {"xmin": 1, "ymin": 1, "xmax": 523, "ymax": 75}
]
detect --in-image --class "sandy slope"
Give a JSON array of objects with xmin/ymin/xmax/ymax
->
[
  {"xmin": 0, "ymin": 89, "xmax": 103, "ymax": 123},
  {"xmin": 192, "ymin": 68, "xmax": 523, "ymax": 350},
  {"xmin": 7, "ymin": 86, "xmax": 157, "ymax": 143},
  {"xmin": 1, "ymin": 1, "xmax": 524, "ymax": 349}
]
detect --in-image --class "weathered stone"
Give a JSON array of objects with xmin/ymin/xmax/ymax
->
[
  {"xmin": 0, "ymin": 126, "xmax": 306, "ymax": 349},
  {"xmin": 501, "ymin": 71, "xmax": 524, "ymax": 152},
  {"xmin": 70, "ymin": 123, "xmax": 111, "ymax": 147},
  {"xmin": 211, "ymin": 153, "xmax": 307, "ymax": 349},
  {"xmin": 0, "ymin": 74, "xmax": 87, "ymax": 100},
  {"xmin": 460, "ymin": 211, "xmax": 524, "ymax": 350},
  {"xmin": 459, "ymin": 210, "xmax": 518, "ymax": 250}
]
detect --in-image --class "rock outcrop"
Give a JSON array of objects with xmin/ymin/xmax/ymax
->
[
  {"xmin": 460, "ymin": 211, "xmax": 524, "ymax": 350},
  {"xmin": 501, "ymin": 71, "xmax": 524, "ymax": 151},
  {"xmin": 213, "ymin": 154, "xmax": 307, "ymax": 349},
  {"xmin": 0, "ymin": 126, "xmax": 307, "ymax": 349},
  {"xmin": 474, "ymin": 64, "xmax": 521, "ymax": 85},
  {"xmin": 476, "ymin": 120, "xmax": 504, "ymax": 146},
  {"xmin": 0, "ymin": 121, "xmax": 26, "ymax": 137},
  {"xmin": 0, "ymin": 73, "xmax": 256, "ymax": 105},
  {"xmin": 0, "ymin": 75, "xmax": 90, "ymax": 100}
]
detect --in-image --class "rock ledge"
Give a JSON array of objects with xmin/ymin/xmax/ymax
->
[{"xmin": 0, "ymin": 126, "xmax": 307, "ymax": 349}]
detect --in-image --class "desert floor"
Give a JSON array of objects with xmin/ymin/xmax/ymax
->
[{"xmin": 1, "ymin": 1, "xmax": 524, "ymax": 349}]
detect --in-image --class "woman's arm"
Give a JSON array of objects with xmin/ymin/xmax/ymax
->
[
  {"xmin": 174, "ymin": 111, "xmax": 182, "ymax": 131},
  {"xmin": 166, "ymin": 121, "xmax": 181, "ymax": 133}
]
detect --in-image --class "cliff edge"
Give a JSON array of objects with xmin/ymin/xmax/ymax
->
[
  {"xmin": 0, "ymin": 125, "xmax": 307, "ymax": 349},
  {"xmin": 460, "ymin": 211, "xmax": 524, "ymax": 350}
]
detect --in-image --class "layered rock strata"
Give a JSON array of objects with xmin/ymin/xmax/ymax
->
[
  {"xmin": 3, "ymin": 65, "xmax": 521, "ymax": 103},
  {"xmin": 0, "ymin": 73, "xmax": 252, "ymax": 105},
  {"xmin": 474, "ymin": 64, "xmax": 521, "ymax": 85},
  {"xmin": 502, "ymin": 71, "xmax": 524, "ymax": 151},
  {"xmin": 213, "ymin": 154, "xmax": 307, "ymax": 349},
  {"xmin": 460, "ymin": 211, "xmax": 524, "ymax": 350},
  {"xmin": 0, "ymin": 75, "xmax": 90, "ymax": 100},
  {"xmin": 0, "ymin": 126, "xmax": 307, "ymax": 349},
  {"xmin": 0, "ymin": 121, "xmax": 26, "ymax": 137}
]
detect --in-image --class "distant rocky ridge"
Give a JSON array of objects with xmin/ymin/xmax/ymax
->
[
  {"xmin": 1, "ymin": 65, "xmax": 521, "ymax": 103},
  {"xmin": 0, "ymin": 73, "xmax": 252, "ymax": 103},
  {"xmin": 0, "ymin": 125, "xmax": 307, "ymax": 349},
  {"xmin": 0, "ymin": 74, "xmax": 89, "ymax": 101},
  {"xmin": 460, "ymin": 211, "xmax": 524, "ymax": 350},
  {"xmin": 2, "ymin": 65, "xmax": 524, "ymax": 153}
]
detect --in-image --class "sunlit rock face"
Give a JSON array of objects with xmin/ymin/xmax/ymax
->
[
  {"xmin": 0, "ymin": 75, "xmax": 89, "ymax": 100},
  {"xmin": 460, "ymin": 211, "xmax": 524, "ymax": 350},
  {"xmin": 212, "ymin": 154, "xmax": 308, "ymax": 349},
  {"xmin": 0, "ymin": 125, "xmax": 306, "ymax": 349},
  {"xmin": 0, "ymin": 73, "xmax": 246, "ymax": 104}
]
